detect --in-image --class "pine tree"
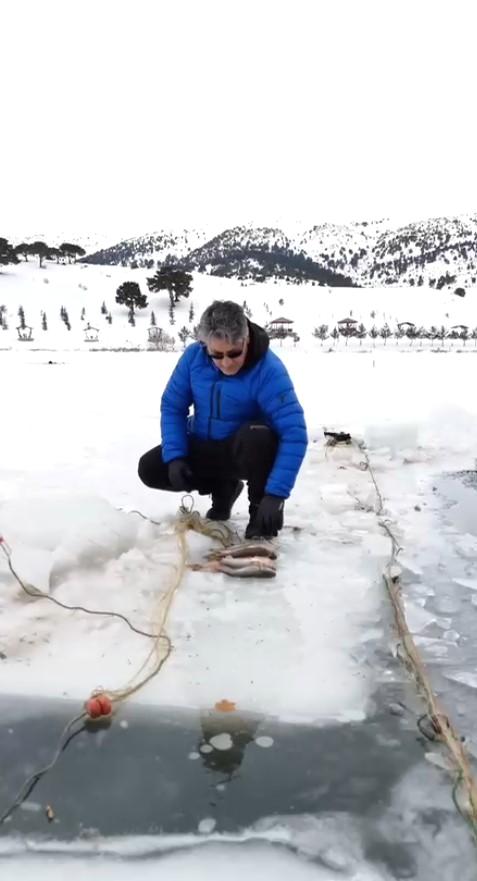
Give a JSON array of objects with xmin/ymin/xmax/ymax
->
[
  {"xmin": 369, "ymin": 326, "xmax": 379, "ymax": 345},
  {"xmin": 107, "ymin": 312, "xmax": 113, "ymax": 324},
  {"xmin": 178, "ymin": 326, "xmax": 191, "ymax": 348},
  {"xmin": 101, "ymin": 301, "xmax": 108, "ymax": 315},
  {"xmin": 188, "ymin": 301, "xmax": 195, "ymax": 323},
  {"xmin": 59, "ymin": 243, "xmax": 86, "ymax": 264},
  {"xmin": 150, "ymin": 311, "xmax": 157, "ymax": 326},
  {"xmin": 18, "ymin": 305, "xmax": 26, "ymax": 329},
  {"xmin": 313, "ymin": 324, "xmax": 329, "ymax": 344},
  {"xmin": 338, "ymin": 323, "xmax": 356, "ymax": 345},
  {"xmin": 395, "ymin": 327, "xmax": 405, "ymax": 345},
  {"xmin": 417, "ymin": 326, "xmax": 427, "ymax": 346},
  {"xmin": 81, "ymin": 307, "xmax": 86, "ymax": 321},
  {"xmin": 116, "ymin": 281, "xmax": 147, "ymax": 314},
  {"xmin": 147, "ymin": 268, "xmax": 193, "ymax": 303},
  {"xmin": 406, "ymin": 326, "xmax": 419, "ymax": 345},
  {"xmin": 379, "ymin": 323, "xmax": 392, "ymax": 345},
  {"xmin": 42, "ymin": 312, "xmax": 48, "ymax": 331},
  {"xmin": 30, "ymin": 241, "xmax": 50, "ymax": 267},
  {"xmin": 48, "ymin": 247, "xmax": 62, "ymax": 263},
  {"xmin": 0, "ymin": 238, "xmax": 19, "ymax": 267},
  {"xmin": 14, "ymin": 243, "xmax": 29, "ymax": 262}
]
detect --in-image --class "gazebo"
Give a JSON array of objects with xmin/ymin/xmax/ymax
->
[
  {"xmin": 84, "ymin": 324, "xmax": 99, "ymax": 342},
  {"xmin": 267, "ymin": 316, "xmax": 295, "ymax": 342},
  {"xmin": 449, "ymin": 324, "xmax": 469, "ymax": 340},
  {"xmin": 269, "ymin": 316, "xmax": 294, "ymax": 330},
  {"xmin": 337, "ymin": 317, "xmax": 358, "ymax": 327},
  {"xmin": 148, "ymin": 326, "xmax": 163, "ymax": 342},
  {"xmin": 16, "ymin": 325, "xmax": 34, "ymax": 341},
  {"xmin": 336, "ymin": 317, "xmax": 359, "ymax": 343}
]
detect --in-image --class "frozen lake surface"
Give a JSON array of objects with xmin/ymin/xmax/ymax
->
[{"xmin": 1, "ymin": 350, "xmax": 477, "ymax": 879}]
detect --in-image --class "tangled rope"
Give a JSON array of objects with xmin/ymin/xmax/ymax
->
[
  {"xmin": 0, "ymin": 496, "xmax": 237, "ymax": 824},
  {"xmin": 355, "ymin": 443, "xmax": 477, "ymax": 840}
]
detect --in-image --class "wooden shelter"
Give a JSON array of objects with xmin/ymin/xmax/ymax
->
[
  {"xmin": 16, "ymin": 325, "xmax": 33, "ymax": 341},
  {"xmin": 148, "ymin": 326, "xmax": 163, "ymax": 342},
  {"xmin": 84, "ymin": 324, "xmax": 99, "ymax": 342},
  {"xmin": 269, "ymin": 316, "xmax": 294, "ymax": 329}
]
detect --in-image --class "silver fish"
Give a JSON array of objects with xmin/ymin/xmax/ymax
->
[
  {"xmin": 190, "ymin": 555, "xmax": 277, "ymax": 579},
  {"xmin": 208, "ymin": 541, "xmax": 277, "ymax": 561},
  {"xmin": 219, "ymin": 558, "xmax": 277, "ymax": 578}
]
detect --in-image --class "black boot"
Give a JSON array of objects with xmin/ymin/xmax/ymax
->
[{"xmin": 206, "ymin": 480, "xmax": 244, "ymax": 521}]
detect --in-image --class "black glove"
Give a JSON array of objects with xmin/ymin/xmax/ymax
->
[
  {"xmin": 168, "ymin": 458, "xmax": 194, "ymax": 492},
  {"xmin": 247, "ymin": 494, "xmax": 285, "ymax": 538}
]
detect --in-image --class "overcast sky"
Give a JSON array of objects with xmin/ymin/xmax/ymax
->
[{"xmin": 2, "ymin": 0, "xmax": 476, "ymax": 237}]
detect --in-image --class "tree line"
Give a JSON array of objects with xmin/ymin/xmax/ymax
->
[
  {"xmin": 0, "ymin": 237, "xmax": 86, "ymax": 268},
  {"xmin": 313, "ymin": 323, "xmax": 477, "ymax": 345}
]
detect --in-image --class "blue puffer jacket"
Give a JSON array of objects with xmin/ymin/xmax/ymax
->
[{"xmin": 161, "ymin": 322, "xmax": 307, "ymax": 498}]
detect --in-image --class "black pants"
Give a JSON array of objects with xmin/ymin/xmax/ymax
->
[{"xmin": 138, "ymin": 422, "xmax": 278, "ymax": 505}]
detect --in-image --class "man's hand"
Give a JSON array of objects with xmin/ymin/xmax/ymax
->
[
  {"xmin": 168, "ymin": 458, "xmax": 194, "ymax": 492},
  {"xmin": 246, "ymin": 494, "xmax": 285, "ymax": 538}
]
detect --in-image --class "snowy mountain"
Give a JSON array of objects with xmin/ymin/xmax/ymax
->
[
  {"xmin": 179, "ymin": 226, "xmax": 357, "ymax": 286},
  {"xmin": 83, "ymin": 228, "xmax": 214, "ymax": 269},
  {"xmin": 370, "ymin": 214, "xmax": 477, "ymax": 289},
  {"xmin": 80, "ymin": 214, "xmax": 477, "ymax": 291}
]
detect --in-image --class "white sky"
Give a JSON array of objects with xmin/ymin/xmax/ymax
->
[{"xmin": 2, "ymin": 0, "xmax": 477, "ymax": 237}]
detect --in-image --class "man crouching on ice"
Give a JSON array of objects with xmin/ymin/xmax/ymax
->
[{"xmin": 138, "ymin": 300, "xmax": 307, "ymax": 539}]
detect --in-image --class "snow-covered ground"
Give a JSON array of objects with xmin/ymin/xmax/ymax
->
[
  {"xmin": 2, "ymin": 263, "xmax": 477, "ymax": 876},
  {"xmin": 1, "ymin": 346, "xmax": 477, "ymax": 722},
  {"xmin": 1, "ymin": 261, "xmax": 476, "ymax": 353}
]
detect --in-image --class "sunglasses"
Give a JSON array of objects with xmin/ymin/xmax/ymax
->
[{"xmin": 208, "ymin": 347, "xmax": 245, "ymax": 361}]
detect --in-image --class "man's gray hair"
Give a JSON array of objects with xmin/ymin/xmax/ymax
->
[{"xmin": 198, "ymin": 300, "xmax": 249, "ymax": 345}]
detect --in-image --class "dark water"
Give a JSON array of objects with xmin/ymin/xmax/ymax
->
[
  {"xmin": 0, "ymin": 682, "xmax": 475, "ymax": 878},
  {"xmin": 0, "ymin": 688, "xmax": 417, "ymax": 839}
]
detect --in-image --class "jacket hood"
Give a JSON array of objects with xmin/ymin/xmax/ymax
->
[{"xmin": 242, "ymin": 320, "xmax": 269, "ymax": 370}]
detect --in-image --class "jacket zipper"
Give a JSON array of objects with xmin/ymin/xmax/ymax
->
[
  {"xmin": 216, "ymin": 386, "xmax": 222, "ymax": 419},
  {"xmin": 208, "ymin": 378, "xmax": 218, "ymax": 439}
]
